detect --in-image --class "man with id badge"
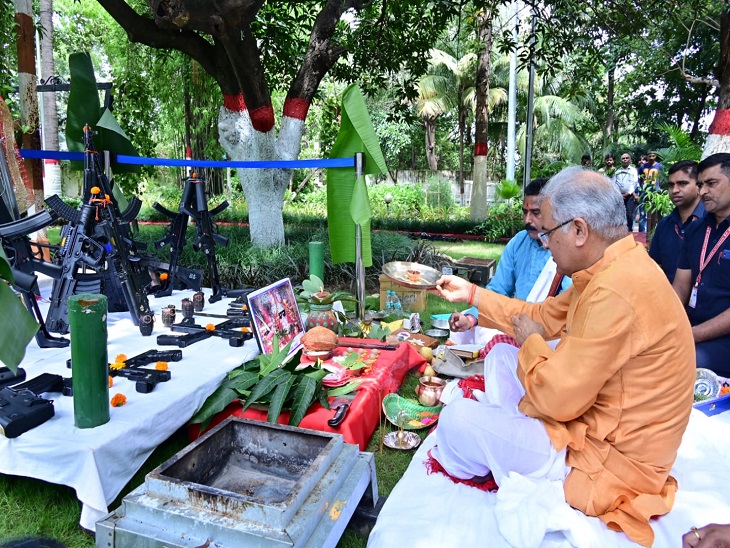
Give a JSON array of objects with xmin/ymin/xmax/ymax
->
[{"xmin": 673, "ymin": 153, "xmax": 730, "ymax": 375}]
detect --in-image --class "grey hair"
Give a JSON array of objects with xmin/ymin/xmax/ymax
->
[{"xmin": 540, "ymin": 166, "xmax": 627, "ymax": 241}]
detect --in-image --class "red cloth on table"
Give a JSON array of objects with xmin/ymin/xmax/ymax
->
[{"xmin": 188, "ymin": 338, "xmax": 426, "ymax": 450}]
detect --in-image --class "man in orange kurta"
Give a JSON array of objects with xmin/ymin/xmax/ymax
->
[{"xmin": 432, "ymin": 167, "xmax": 695, "ymax": 547}]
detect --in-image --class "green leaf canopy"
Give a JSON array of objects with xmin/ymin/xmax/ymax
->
[{"xmin": 327, "ymin": 84, "xmax": 388, "ymax": 267}]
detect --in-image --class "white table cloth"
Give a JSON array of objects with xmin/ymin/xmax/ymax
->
[{"xmin": 0, "ymin": 284, "xmax": 259, "ymax": 530}]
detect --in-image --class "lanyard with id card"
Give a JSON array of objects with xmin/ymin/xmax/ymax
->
[{"xmin": 690, "ymin": 225, "xmax": 730, "ymax": 308}]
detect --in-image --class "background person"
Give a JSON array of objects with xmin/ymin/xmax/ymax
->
[
  {"xmin": 673, "ymin": 153, "xmax": 730, "ymax": 376},
  {"xmin": 614, "ymin": 152, "xmax": 639, "ymax": 231},
  {"xmin": 649, "ymin": 160, "xmax": 703, "ymax": 282}
]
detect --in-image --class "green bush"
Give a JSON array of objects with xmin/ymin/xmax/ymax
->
[
  {"xmin": 470, "ymin": 200, "xmax": 524, "ymax": 242},
  {"xmin": 137, "ymin": 223, "xmax": 450, "ymax": 293}
]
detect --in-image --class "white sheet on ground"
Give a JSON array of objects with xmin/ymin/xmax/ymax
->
[{"xmin": 368, "ymin": 409, "xmax": 730, "ymax": 547}]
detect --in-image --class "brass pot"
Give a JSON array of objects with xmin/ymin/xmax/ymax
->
[{"xmin": 415, "ymin": 376, "xmax": 446, "ymax": 407}]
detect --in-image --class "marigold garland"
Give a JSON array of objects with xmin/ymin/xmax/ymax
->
[
  {"xmin": 111, "ymin": 393, "xmax": 127, "ymax": 407},
  {"xmin": 155, "ymin": 361, "xmax": 168, "ymax": 371}
]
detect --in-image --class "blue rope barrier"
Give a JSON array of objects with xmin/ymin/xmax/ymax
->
[{"xmin": 19, "ymin": 149, "xmax": 355, "ymax": 169}]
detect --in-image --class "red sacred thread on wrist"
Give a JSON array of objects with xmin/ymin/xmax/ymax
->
[{"xmin": 468, "ymin": 284, "xmax": 477, "ymax": 306}]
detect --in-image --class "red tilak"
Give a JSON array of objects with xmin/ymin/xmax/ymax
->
[{"xmin": 709, "ymin": 109, "xmax": 730, "ymax": 136}]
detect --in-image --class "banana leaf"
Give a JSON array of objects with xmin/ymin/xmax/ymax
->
[
  {"xmin": 66, "ymin": 52, "xmax": 140, "ymax": 174},
  {"xmin": 0, "ymin": 248, "xmax": 38, "ymax": 372},
  {"xmin": 327, "ymin": 84, "xmax": 388, "ymax": 267},
  {"xmin": 267, "ymin": 372, "xmax": 296, "ymax": 423}
]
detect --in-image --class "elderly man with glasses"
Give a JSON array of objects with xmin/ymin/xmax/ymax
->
[{"xmin": 429, "ymin": 166, "xmax": 695, "ymax": 547}]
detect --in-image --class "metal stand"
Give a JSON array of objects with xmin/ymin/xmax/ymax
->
[{"xmin": 354, "ymin": 153, "xmax": 366, "ymax": 321}]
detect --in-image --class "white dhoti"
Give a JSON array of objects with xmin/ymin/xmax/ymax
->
[{"xmin": 431, "ymin": 343, "xmax": 569, "ymax": 486}]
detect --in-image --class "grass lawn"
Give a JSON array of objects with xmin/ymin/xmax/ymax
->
[
  {"xmin": 0, "ymin": 235, "xmax": 504, "ymax": 547},
  {"xmin": 430, "ymin": 239, "xmax": 504, "ymax": 263}
]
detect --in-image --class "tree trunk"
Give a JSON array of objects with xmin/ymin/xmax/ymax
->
[
  {"xmin": 14, "ymin": 0, "xmax": 44, "ymax": 212},
  {"xmin": 458, "ymin": 88, "xmax": 465, "ymax": 206},
  {"xmin": 218, "ymin": 99, "xmax": 306, "ymax": 247},
  {"xmin": 703, "ymin": 4, "xmax": 730, "ymax": 158},
  {"xmin": 40, "ymin": 0, "xmax": 61, "ymax": 199},
  {"xmin": 424, "ymin": 117, "xmax": 438, "ymax": 170},
  {"xmin": 604, "ymin": 64, "xmax": 615, "ymax": 148},
  {"xmin": 471, "ymin": 8, "xmax": 492, "ymax": 222}
]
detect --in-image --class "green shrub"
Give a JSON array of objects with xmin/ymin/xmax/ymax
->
[{"xmin": 470, "ymin": 200, "xmax": 523, "ymax": 242}]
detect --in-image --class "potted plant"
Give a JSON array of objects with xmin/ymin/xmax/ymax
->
[{"xmin": 296, "ymin": 275, "xmax": 356, "ymax": 331}]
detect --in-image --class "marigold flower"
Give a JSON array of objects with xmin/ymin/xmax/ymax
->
[
  {"xmin": 160, "ymin": 272, "xmax": 169, "ymax": 281},
  {"xmin": 110, "ymin": 362, "xmax": 125, "ymax": 371},
  {"xmin": 111, "ymin": 393, "xmax": 127, "ymax": 407},
  {"xmin": 90, "ymin": 186, "xmax": 101, "ymax": 195},
  {"xmin": 108, "ymin": 376, "xmax": 113, "ymax": 388},
  {"xmin": 115, "ymin": 354, "xmax": 127, "ymax": 363},
  {"xmin": 155, "ymin": 361, "xmax": 168, "ymax": 371},
  {"xmin": 205, "ymin": 324, "xmax": 215, "ymax": 331}
]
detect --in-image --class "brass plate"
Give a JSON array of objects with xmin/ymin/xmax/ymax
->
[
  {"xmin": 382, "ymin": 261, "xmax": 441, "ymax": 290},
  {"xmin": 383, "ymin": 431, "xmax": 421, "ymax": 450}
]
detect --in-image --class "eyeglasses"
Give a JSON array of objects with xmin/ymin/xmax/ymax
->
[{"xmin": 538, "ymin": 218, "xmax": 574, "ymax": 246}]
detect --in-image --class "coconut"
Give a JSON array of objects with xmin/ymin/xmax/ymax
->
[{"xmin": 301, "ymin": 325, "xmax": 339, "ymax": 352}]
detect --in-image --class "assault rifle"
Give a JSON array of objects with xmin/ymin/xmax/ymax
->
[
  {"xmin": 155, "ymin": 174, "xmax": 249, "ymax": 303},
  {"xmin": 44, "ymin": 125, "xmax": 152, "ymax": 332},
  {"xmin": 0, "ymin": 209, "xmax": 69, "ymax": 347},
  {"xmin": 150, "ymin": 202, "xmax": 203, "ymax": 297}
]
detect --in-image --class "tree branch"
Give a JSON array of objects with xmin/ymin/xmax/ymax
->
[
  {"xmin": 98, "ymin": 1, "xmax": 212, "ymax": 75},
  {"xmin": 288, "ymin": 0, "xmax": 367, "ymax": 102}
]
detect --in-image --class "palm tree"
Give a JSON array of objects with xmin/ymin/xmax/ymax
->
[
  {"xmin": 416, "ymin": 48, "xmax": 477, "ymax": 199},
  {"xmin": 486, "ymin": 55, "xmax": 590, "ymax": 175}
]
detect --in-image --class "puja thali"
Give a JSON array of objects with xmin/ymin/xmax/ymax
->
[
  {"xmin": 695, "ymin": 368, "xmax": 721, "ymax": 400},
  {"xmin": 382, "ymin": 261, "xmax": 441, "ymax": 290}
]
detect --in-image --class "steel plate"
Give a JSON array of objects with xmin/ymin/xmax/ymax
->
[{"xmin": 382, "ymin": 261, "xmax": 441, "ymax": 290}]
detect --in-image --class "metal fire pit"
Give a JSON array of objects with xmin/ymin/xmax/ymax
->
[{"xmin": 96, "ymin": 418, "xmax": 377, "ymax": 547}]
